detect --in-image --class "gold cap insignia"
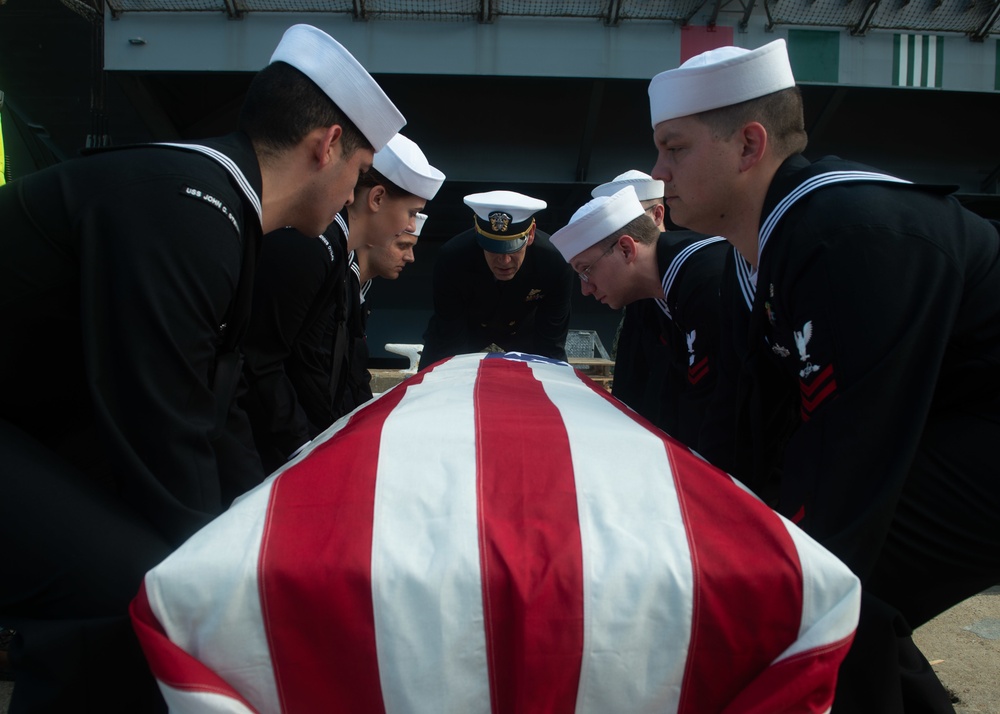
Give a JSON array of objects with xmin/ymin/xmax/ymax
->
[{"xmin": 489, "ymin": 211, "xmax": 512, "ymax": 233}]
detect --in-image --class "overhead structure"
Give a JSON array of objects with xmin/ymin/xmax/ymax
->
[
  {"xmin": 762, "ymin": 0, "xmax": 1000, "ymax": 39},
  {"xmin": 94, "ymin": 0, "xmax": 1000, "ymax": 39}
]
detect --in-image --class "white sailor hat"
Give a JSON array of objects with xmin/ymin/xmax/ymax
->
[
  {"xmin": 270, "ymin": 24, "xmax": 405, "ymax": 152},
  {"xmin": 373, "ymin": 134, "xmax": 445, "ymax": 201},
  {"xmin": 648, "ymin": 39, "xmax": 795, "ymax": 128},
  {"xmin": 591, "ymin": 170, "xmax": 664, "ymax": 202},
  {"xmin": 406, "ymin": 212, "xmax": 428, "ymax": 237},
  {"xmin": 464, "ymin": 190, "xmax": 547, "ymax": 254},
  {"xmin": 550, "ymin": 186, "xmax": 644, "ymax": 263}
]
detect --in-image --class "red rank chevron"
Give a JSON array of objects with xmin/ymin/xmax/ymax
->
[
  {"xmin": 131, "ymin": 353, "xmax": 859, "ymax": 714},
  {"xmin": 688, "ymin": 355, "xmax": 710, "ymax": 385},
  {"xmin": 800, "ymin": 364, "xmax": 838, "ymax": 422}
]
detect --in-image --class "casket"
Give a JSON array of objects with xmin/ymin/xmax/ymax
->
[{"xmin": 131, "ymin": 352, "xmax": 859, "ymax": 713}]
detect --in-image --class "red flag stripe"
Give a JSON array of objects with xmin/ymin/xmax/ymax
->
[
  {"xmin": 131, "ymin": 581, "xmax": 259, "ymax": 712},
  {"xmin": 720, "ymin": 634, "xmax": 856, "ymax": 713},
  {"xmin": 671, "ymin": 439, "xmax": 805, "ymax": 713},
  {"xmin": 130, "ymin": 354, "xmax": 861, "ymax": 713},
  {"xmin": 475, "ymin": 358, "xmax": 585, "ymax": 713},
  {"xmin": 258, "ymin": 376, "xmax": 424, "ymax": 713}
]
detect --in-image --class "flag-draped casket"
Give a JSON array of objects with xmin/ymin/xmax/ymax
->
[{"xmin": 131, "ymin": 352, "xmax": 860, "ymax": 713}]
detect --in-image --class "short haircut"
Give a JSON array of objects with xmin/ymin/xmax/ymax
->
[
  {"xmin": 355, "ymin": 166, "xmax": 409, "ymax": 199},
  {"xmin": 696, "ymin": 86, "xmax": 808, "ymax": 158},
  {"xmin": 597, "ymin": 214, "xmax": 660, "ymax": 249},
  {"xmin": 238, "ymin": 61, "xmax": 372, "ymax": 163}
]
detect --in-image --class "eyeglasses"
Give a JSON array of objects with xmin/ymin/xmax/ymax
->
[{"xmin": 577, "ymin": 243, "xmax": 616, "ymax": 284}]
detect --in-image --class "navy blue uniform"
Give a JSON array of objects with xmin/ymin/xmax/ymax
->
[
  {"xmin": 0, "ymin": 134, "xmax": 265, "ymax": 711},
  {"xmin": 420, "ymin": 229, "xmax": 573, "ymax": 369},
  {"xmin": 342, "ymin": 243, "xmax": 375, "ymax": 416},
  {"xmin": 612, "ymin": 231, "xmax": 727, "ymax": 448},
  {"xmin": 241, "ymin": 213, "xmax": 374, "ymax": 474},
  {"xmin": 700, "ymin": 154, "xmax": 1000, "ymax": 712}
]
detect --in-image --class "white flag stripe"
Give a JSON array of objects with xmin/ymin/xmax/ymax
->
[
  {"xmin": 157, "ymin": 684, "xmax": 258, "ymax": 714},
  {"xmin": 532, "ymin": 362, "xmax": 692, "ymax": 713},
  {"xmin": 136, "ymin": 353, "xmax": 860, "ymax": 712},
  {"xmin": 774, "ymin": 519, "xmax": 861, "ymax": 664},
  {"xmin": 372, "ymin": 360, "xmax": 491, "ymax": 714},
  {"xmin": 146, "ymin": 482, "xmax": 280, "ymax": 713}
]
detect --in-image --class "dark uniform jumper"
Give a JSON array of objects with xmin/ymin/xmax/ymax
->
[
  {"xmin": 0, "ymin": 133, "xmax": 266, "ymax": 711},
  {"xmin": 420, "ymin": 228, "xmax": 574, "ymax": 369},
  {"xmin": 611, "ymin": 231, "xmax": 728, "ymax": 447},
  {"xmin": 241, "ymin": 212, "xmax": 371, "ymax": 474},
  {"xmin": 700, "ymin": 154, "xmax": 1000, "ymax": 712},
  {"xmin": 344, "ymin": 240, "xmax": 375, "ymax": 415}
]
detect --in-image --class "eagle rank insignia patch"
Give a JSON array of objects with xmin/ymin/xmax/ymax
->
[{"xmin": 794, "ymin": 320, "xmax": 838, "ymax": 421}]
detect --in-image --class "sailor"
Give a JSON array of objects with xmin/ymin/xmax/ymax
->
[
  {"xmin": 595, "ymin": 169, "xmax": 668, "ymax": 367},
  {"xmin": 338, "ymin": 141, "xmax": 443, "ymax": 419},
  {"xmin": 419, "ymin": 190, "xmax": 574, "ymax": 368},
  {"xmin": 593, "ymin": 170, "xmax": 668, "ymax": 360},
  {"xmin": 242, "ymin": 134, "xmax": 442, "ymax": 472},
  {"xmin": 343, "ymin": 212, "xmax": 429, "ymax": 393},
  {"xmin": 649, "ymin": 39, "xmax": 1000, "ymax": 712},
  {"xmin": 551, "ymin": 185, "xmax": 729, "ymax": 447},
  {"xmin": 0, "ymin": 24, "xmax": 404, "ymax": 712},
  {"xmin": 355, "ymin": 210, "xmax": 428, "ymax": 283},
  {"xmin": 592, "ymin": 169, "xmax": 669, "ymax": 230},
  {"xmin": 345, "ymin": 211, "xmax": 429, "ymax": 393},
  {"xmin": 586, "ymin": 170, "xmax": 726, "ymax": 442}
]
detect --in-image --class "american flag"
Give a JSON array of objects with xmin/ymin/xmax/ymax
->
[{"xmin": 131, "ymin": 353, "xmax": 859, "ymax": 713}]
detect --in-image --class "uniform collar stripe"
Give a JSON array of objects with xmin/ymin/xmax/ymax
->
[
  {"xmin": 334, "ymin": 213, "xmax": 350, "ymax": 240},
  {"xmin": 657, "ymin": 236, "xmax": 726, "ymax": 320},
  {"xmin": 759, "ymin": 170, "xmax": 909, "ymax": 256},
  {"xmin": 156, "ymin": 142, "xmax": 262, "ymax": 225},
  {"xmin": 736, "ymin": 170, "xmax": 910, "ymax": 312},
  {"xmin": 735, "ymin": 251, "xmax": 757, "ymax": 313},
  {"xmin": 348, "ymin": 250, "xmax": 366, "ymax": 303}
]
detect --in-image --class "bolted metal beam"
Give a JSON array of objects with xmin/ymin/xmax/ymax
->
[
  {"xmin": 708, "ymin": 0, "xmax": 724, "ymax": 25},
  {"xmin": 851, "ymin": 0, "xmax": 883, "ymax": 35},
  {"xmin": 59, "ymin": 0, "xmax": 101, "ymax": 21},
  {"xmin": 607, "ymin": 0, "xmax": 621, "ymax": 25},
  {"xmin": 971, "ymin": 0, "xmax": 1000, "ymax": 40},
  {"xmin": 739, "ymin": 0, "xmax": 758, "ymax": 31},
  {"xmin": 222, "ymin": 0, "xmax": 243, "ymax": 19},
  {"xmin": 480, "ymin": 0, "xmax": 495, "ymax": 23}
]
